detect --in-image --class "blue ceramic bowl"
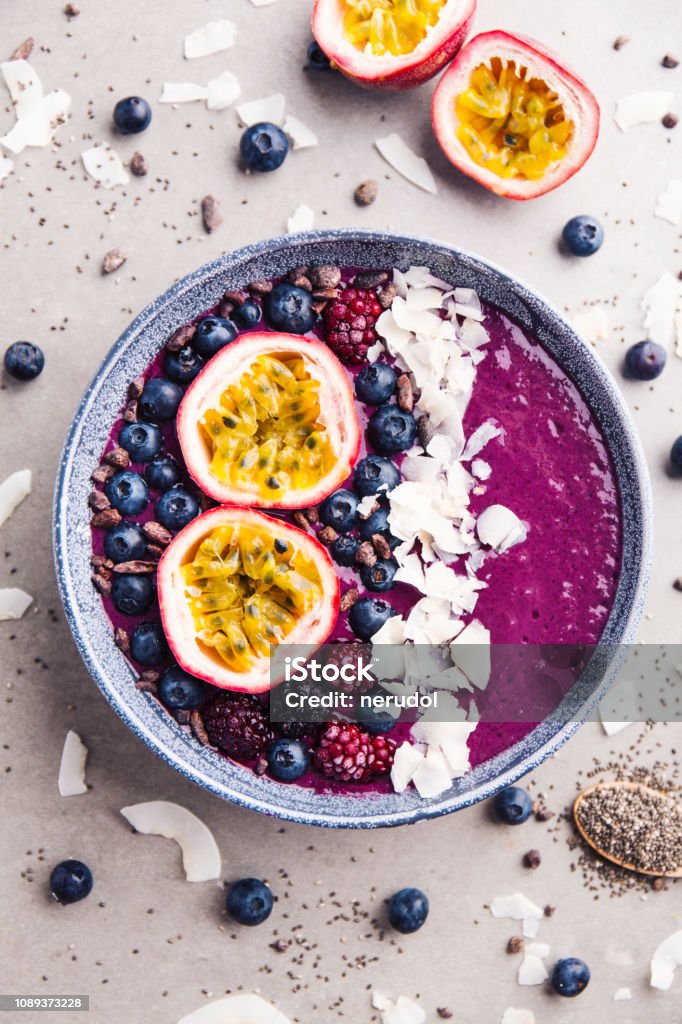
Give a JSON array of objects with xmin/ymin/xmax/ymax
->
[{"xmin": 53, "ymin": 230, "xmax": 652, "ymax": 828}]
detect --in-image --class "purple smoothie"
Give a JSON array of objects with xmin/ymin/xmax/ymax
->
[{"xmin": 91, "ymin": 270, "xmax": 622, "ymax": 794}]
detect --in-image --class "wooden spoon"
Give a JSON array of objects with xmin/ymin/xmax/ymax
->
[{"xmin": 573, "ymin": 780, "xmax": 682, "ymax": 879}]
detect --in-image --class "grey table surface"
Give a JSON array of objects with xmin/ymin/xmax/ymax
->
[{"xmin": 1, "ymin": 1, "xmax": 681, "ymax": 1022}]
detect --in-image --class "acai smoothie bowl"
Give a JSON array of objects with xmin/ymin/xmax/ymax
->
[{"xmin": 53, "ymin": 230, "xmax": 652, "ymax": 828}]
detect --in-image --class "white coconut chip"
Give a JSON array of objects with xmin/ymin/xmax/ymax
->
[
  {"xmin": 283, "ymin": 114, "xmax": 318, "ymax": 150},
  {"xmin": 206, "ymin": 71, "xmax": 241, "ymax": 110},
  {"xmin": 390, "ymin": 741, "xmax": 426, "ymax": 793},
  {"xmin": 0, "ymin": 588, "xmax": 33, "ymax": 620},
  {"xmin": 471, "ymin": 458, "xmax": 491, "ymax": 480},
  {"xmin": 518, "ymin": 944, "xmax": 550, "ymax": 986},
  {"xmin": 615, "ymin": 91, "xmax": 675, "ymax": 131},
  {"xmin": 178, "ymin": 993, "xmax": 291, "ymax": 1024},
  {"xmin": 236, "ymin": 93, "xmax": 286, "ymax": 127},
  {"xmin": 184, "ymin": 21, "xmax": 237, "ymax": 59},
  {"xmin": 613, "ymin": 988, "xmax": 632, "ymax": 1001},
  {"xmin": 501, "ymin": 1011, "xmax": 535, "ymax": 1024},
  {"xmin": 655, "ymin": 179, "xmax": 682, "ymax": 226},
  {"xmin": 0, "ymin": 154, "xmax": 13, "ymax": 181},
  {"xmin": 375, "ymin": 133, "xmax": 437, "ymax": 194},
  {"xmin": 412, "ymin": 722, "xmax": 475, "ymax": 777},
  {"xmin": 450, "ymin": 620, "xmax": 491, "ymax": 690},
  {"xmin": 476, "ymin": 504, "xmax": 527, "ymax": 553},
  {"xmin": 491, "ymin": 894, "xmax": 544, "ymax": 938},
  {"xmin": 120, "ymin": 801, "xmax": 221, "ymax": 882},
  {"xmin": 287, "ymin": 204, "xmax": 315, "ymax": 233},
  {"xmin": 641, "ymin": 272, "xmax": 680, "ymax": 348},
  {"xmin": 58, "ymin": 730, "xmax": 88, "ymax": 796},
  {"xmin": 650, "ymin": 929, "xmax": 682, "ymax": 990},
  {"xmin": 381, "ymin": 995, "xmax": 426, "ymax": 1024},
  {"xmin": 0, "ymin": 60, "xmax": 71, "ymax": 154},
  {"xmin": 0, "ymin": 469, "xmax": 31, "ymax": 529},
  {"xmin": 82, "ymin": 145, "xmax": 130, "ymax": 188},
  {"xmin": 461, "ymin": 421, "xmax": 501, "ymax": 461},
  {"xmin": 372, "ymin": 614, "xmax": 408, "ymax": 645},
  {"xmin": 367, "ymin": 340, "xmax": 385, "ymax": 362},
  {"xmin": 357, "ymin": 492, "xmax": 381, "ymax": 517},
  {"xmin": 159, "ymin": 82, "xmax": 210, "ymax": 104},
  {"xmin": 573, "ymin": 307, "xmax": 609, "ymax": 344}
]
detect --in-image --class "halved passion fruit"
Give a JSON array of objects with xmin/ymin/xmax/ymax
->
[
  {"xmin": 177, "ymin": 332, "xmax": 360, "ymax": 509},
  {"xmin": 431, "ymin": 31, "xmax": 600, "ymax": 199},
  {"xmin": 311, "ymin": 0, "xmax": 476, "ymax": 92},
  {"xmin": 158, "ymin": 506, "xmax": 339, "ymax": 692}
]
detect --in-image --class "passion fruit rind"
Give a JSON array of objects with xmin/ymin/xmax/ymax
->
[{"xmin": 158, "ymin": 506, "xmax": 340, "ymax": 693}]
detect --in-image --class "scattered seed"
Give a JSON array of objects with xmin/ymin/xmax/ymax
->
[
  {"xmin": 339, "ymin": 587, "xmax": 359, "ymax": 612},
  {"xmin": 613, "ymin": 35, "xmax": 629, "ymax": 50},
  {"xmin": 436, "ymin": 1010, "xmax": 453, "ymax": 1020},
  {"xmin": 354, "ymin": 179, "xmax": 378, "ymax": 206},
  {"xmin": 9, "ymin": 37, "xmax": 34, "ymax": 61},
  {"xmin": 523, "ymin": 849, "xmax": 542, "ymax": 869},
  {"xmin": 674, "ymin": 578, "xmax": 682, "ymax": 592},
  {"xmin": 652, "ymin": 877, "xmax": 666, "ymax": 891},
  {"xmin": 64, "ymin": 3, "xmax": 80, "ymax": 16},
  {"xmin": 91, "ymin": 508, "xmax": 121, "ymax": 529},
  {"xmin": 543, "ymin": 904, "xmax": 556, "ymax": 917},
  {"xmin": 129, "ymin": 152, "xmax": 148, "ymax": 177},
  {"xmin": 662, "ymin": 112, "xmax": 678, "ymax": 129},
  {"xmin": 102, "ymin": 248, "xmax": 127, "ymax": 275},
  {"xmin": 662, "ymin": 53, "xmax": 679, "ymax": 68},
  {"xmin": 201, "ymin": 194, "xmax": 223, "ymax": 234},
  {"xmin": 507, "ymin": 936, "xmax": 524, "ymax": 954},
  {"xmin": 270, "ymin": 938, "xmax": 289, "ymax": 953}
]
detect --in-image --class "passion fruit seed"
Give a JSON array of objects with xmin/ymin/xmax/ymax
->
[
  {"xmin": 344, "ymin": 0, "xmax": 446, "ymax": 57},
  {"xmin": 179, "ymin": 524, "xmax": 324, "ymax": 674},
  {"xmin": 201, "ymin": 354, "xmax": 336, "ymax": 501},
  {"xmin": 456, "ymin": 59, "xmax": 574, "ymax": 181}
]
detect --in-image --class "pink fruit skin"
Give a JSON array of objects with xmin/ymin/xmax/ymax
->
[
  {"xmin": 311, "ymin": 0, "xmax": 476, "ymax": 92},
  {"xmin": 431, "ymin": 30, "xmax": 600, "ymax": 200}
]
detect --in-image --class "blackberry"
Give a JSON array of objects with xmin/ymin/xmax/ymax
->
[{"xmin": 203, "ymin": 692, "xmax": 272, "ymax": 760}]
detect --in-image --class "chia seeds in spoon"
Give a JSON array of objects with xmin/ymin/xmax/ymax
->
[{"xmin": 576, "ymin": 784, "xmax": 682, "ymax": 875}]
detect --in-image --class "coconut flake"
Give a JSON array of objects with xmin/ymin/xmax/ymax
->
[
  {"xmin": 0, "ymin": 469, "xmax": 31, "ymax": 529},
  {"xmin": 372, "ymin": 993, "xmax": 425, "ymax": 1024},
  {"xmin": 283, "ymin": 114, "xmax": 318, "ymax": 150},
  {"xmin": 655, "ymin": 179, "xmax": 682, "ymax": 226},
  {"xmin": 450, "ymin": 620, "xmax": 490, "ymax": 690},
  {"xmin": 573, "ymin": 308, "xmax": 609, "ymax": 344},
  {"xmin": 650, "ymin": 929, "xmax": 682, "ymax": 990},
  {"xmin": 614, "ymin": 988, "xmax": 632, "ymax": 1001},
  {"xmin": 501, "ymin": 1011, "xmax": 535, "ymax": 1024},
  {"xmin": 0, "ymin": 154, "xmax": 13, "ymax": 181},
  {"xmin": 0, "ymin": 588, "xmax": 33, "ymax": 620},
  {"xmin": 120, "ymin": 801, "xmax": 221, "ymax": 882},
  {"xmin": 287, "ymin": 204, "xmax": 314, "ymax": 233},
  {"xmin": 471, "ymin": 458, "xmax": 491, "ymax": 480},
  {"xmin": 82, "ymin": 144, "xmax": 130, "ymax": 188},
  {"xmin": 518, "ymin": 944, "xmax": 550, "ymax": 986},
  {"xmin": 615, "ymin": 91, "xmax": 675, "ymax": 131},
  {"xmin": 58, "ymin": 730, "xmax": 88, "ymax": 796},
  {"xmin": 184, "ymin": 21, "xmax": 236, "ymax": 59},
  {"xmin": 461, "ymin": 420, "xmax": 501, "ymax": 461},
  {"xmin": 412, "ymin": 746, "xmax": 453, "ymax": 798},
  {"xmin": 372, "ymin": 615, "xmax": 407, "ymax": 645},
  {"xmin": 641, "ymin": 272, "xmax": 681, "ymax": 348},
  {"xmin": 491, "ymin": 894, "xmax": 543, "ymax": 938},
  {"xmin": 206, "ymin": 71, "xmax": 241, "ymax": 111},
  {"xmin": 476, "ymin": 504, "xmax": 527, "ymax": 553},
  {"xmin": 375, "ymin": 133, "xmax": 437, "ymax": 194},
  {"xmin": 0, "ymin": 60, "xmax": 70, "ymax": 154},
  {"xmin": 178, "ymin": 994, "xmax": 291, "ymax": 1024},
  {"xmin": 236, "ymin": 93, "xmax": 286, "ymax": 127},
  {"xmin": 390, "ymin": 741, "xmax": 425, "ymax": 793},
  {"xmin": 159, "ymin": 82, "xmax": 210, "ymax": 104}
]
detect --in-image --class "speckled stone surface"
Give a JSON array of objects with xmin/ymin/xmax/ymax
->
[{"xmin": 1, "ymin": 1, "xmax": 681, "ymax": 1022}]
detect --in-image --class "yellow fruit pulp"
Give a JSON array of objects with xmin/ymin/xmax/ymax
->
[
  {"xmin": 343, "ymin": 0, "xmax": 446, "ymax": 57},
  {"xmin": 455, "ymin": 59, "xmax": 574, "ymax": 180},
  {"xmin": 201, "ymin": 354, "xmax": 336, "ymax": 501},
  {"xmin": 180, "ymin": 524, "xmax": 324, "ymax": 673}
]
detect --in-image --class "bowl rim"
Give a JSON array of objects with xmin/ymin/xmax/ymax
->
[{"xmin": 53, "ymin": 228, "xmax": 653, "ymax": 829}]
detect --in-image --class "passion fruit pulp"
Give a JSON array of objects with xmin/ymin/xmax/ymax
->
[
  {"xmin": 158, "ymin": 507, "xmax": 339, "ymax": 692},
  {"xmin": 432, "ymin": 31, "xmax": 599, "ymax": 199},
  {"xmin": 312, "ymin": 0, "xmax": 476, "ymax": 92},
  {"xmin": 177, "ymin": 332, "xmax": 360, "ymax": 509}
]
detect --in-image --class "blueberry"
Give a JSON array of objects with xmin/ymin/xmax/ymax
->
[
  {"xmin": 4, "ymin": 341, "xmax": 45, "ymax": 381},
  {"xmin": 50, "ymin": 859, "xmax": 93, "ymax": 904},
  {"xmin": 550, "ymin": 958, "xmax": 591, "ymax": 998},
  {"xmin": 164, "ymin": 345, "xmax": 204, "ymax": 385},
  {"xmin": 493, "ymin": 785, "xmax": 533, "ymax": 825},
  {"xmin": 119, "ymin": 422, "xmax": 162, "ymax": 462},
  {"xmin": 353, "ymin": 455, "xmax": 401, "ymax": 497},
  {"xmin": 138, "ymin": 378, "xmax": 183, "ymax": 423},
  {"xmin": 331, "ymin": 535, "xmax": 359, "ymax": 567},
  {"xmin": 144, "ymin": 454, "xmax": 181, "ymax": 492},
  {"xmin": 319, "ymin": 489, "xmax": 358, "ymax": 533},
  {"xmin": 266, "ymin": 738, "xmax": 310, "ymax": 781},
  {"xmin": 348, "ymin": 597, "xmax": 394, "ymax": 640},
  {"xmin": 562, "ymin": 215, "xmax": 604, "ymax": 257},
  {"xmin": 357, "ymin": 690, "xmax": 397, "ymax": 735},
  {"xmin": 387, "ymin": 887, "xmax": 429, "ymax": 933},
  {"xmin": 226, "ymin": 878, "xmax": 274, "ymax": 926},
  {"xmin": 113, "ymin": 96, "xmax": 152, "ymax": 134},
  {"xmin": 264, "ymin": 283, "xmax": 317, "ymax": 334},
  {"xmin": 130, "ymin": 621, "xmax": 167, "ymax": 666},
  {"xmin": 111, "ymin": 574, "xmax": 155, "ymax": 616},
  {"xmin": 624, "ymin": 340, "xmax": 667, "ymax": 381},
  {"xmin": 231, "ymin": 300, "xmax": 262, "ymax": 330},
  {"xmin": 360, "ymin": 558, "xmax": 397, "ymax": 593},
  {"xmin": 193, "ymin": 316, "xmax": 238, "ymax": 359},
  {"xmin": 359, "ymin": 505, "xmax": 398, "ymax": 548},
  {"xmin": 367, "ymin": 405, "xmax": 417, "ymax": 454},
  {"xmin": 104, "ymin": 521, "xmax": 146, "ymax": 563},
  {"xmin": 355, "ymin": 362, "xmax": 397, "ymax": 405},
  {"xmin": 156, "ymin": 486, "xmax": 200, "ymax": 531},
  {"xmin": 240, "ymin": 122, "xmax": 289, "ymax": 173},
  {"xmin": 307, "ymin": 40, "xmax": 331, "ymax": 71},
  {"xmin": 158, "ymin": 666, "xmax": 204, "ymax": 710},
  {"xmin": 670, "ymin": 436, "xmax": 682, "ymax": 472},
  {"xmin": 104, "ymin": 471, "xmax": 149, "ymax": 516}
]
